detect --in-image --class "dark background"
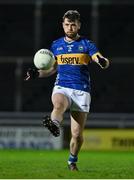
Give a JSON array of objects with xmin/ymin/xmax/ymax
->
[{"xmin": 0, "ymin": 0, "xmax": 134, "ymax": 113}]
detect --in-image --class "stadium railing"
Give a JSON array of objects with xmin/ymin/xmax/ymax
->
[{"xmin": 0, "ymin": 112, "xmax": 134, "ymax": 128}]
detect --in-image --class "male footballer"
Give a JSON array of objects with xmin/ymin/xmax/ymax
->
[{"xmin": 26, "ymin": 10, "xmax": 109, "ymax": 171}]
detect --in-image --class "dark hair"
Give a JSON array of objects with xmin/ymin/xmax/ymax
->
[{"xmin": 62, "ymin": 10, "xmax": 80, "ymax": 22}]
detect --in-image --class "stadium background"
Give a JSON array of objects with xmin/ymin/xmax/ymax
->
[{"xmin": 0, "ymin": 0, "xmax": 134, "ymax": 150}]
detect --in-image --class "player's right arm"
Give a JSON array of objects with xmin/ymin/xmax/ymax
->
[
  {"xmin": 39, "ymin": 63, "xmax": 57, "ymax": 77},
  {"xmin": 25, "ymin": 62, "xmax": 57, "ymax": 81}
]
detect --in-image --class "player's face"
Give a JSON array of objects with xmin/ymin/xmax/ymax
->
[{"xmin": 62, "ymin": 18, "xmax": 81, "ymax": 39}]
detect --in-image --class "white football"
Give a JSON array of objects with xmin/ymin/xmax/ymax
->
[{"xmin": 33, "ymin": 49, "xmax": 55, "ymax": 70}]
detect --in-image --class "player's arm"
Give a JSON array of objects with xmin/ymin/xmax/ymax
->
[
  {"xmin": 39, "ymin": 62, "xmax": 57, "ymax": 77},
  {"xmin": 91, "ymin": 52, "xmax": 110, "ymax": 69},
  {"xmin": 25, "ymin": 62, "xmax": 57, "ymax": 81}
]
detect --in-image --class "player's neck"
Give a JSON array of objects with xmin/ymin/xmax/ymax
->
[{"xmin": 64, "ymin": 34, "xmax": 80, "ymax": 42}]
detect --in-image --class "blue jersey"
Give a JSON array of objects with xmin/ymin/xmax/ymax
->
[{"xmin": 50, "ymin": 36, "xmax": 98, "ymax": 92}]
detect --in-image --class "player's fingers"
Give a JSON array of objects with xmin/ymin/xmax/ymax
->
[
  {"xmin": 24, "ymin": 76, "xmax": 30, "ymax": 81},
  {"xmin": 96, "ymin": 55, "xmax": 100, "ymax": 59},
  {"xmin": 96, "ymin": 54, "xmax": 103, "ymax": 59}
]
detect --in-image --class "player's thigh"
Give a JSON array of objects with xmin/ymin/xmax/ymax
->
[
  {"xmin": 52, "ymin": 93, "xmax": 69, "ymax": 110},
  {"xmin": 70, "ymin": 111, "xmax": 88, "ymax": 136}
]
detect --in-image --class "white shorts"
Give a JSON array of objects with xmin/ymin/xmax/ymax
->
[{"xmin": 52, "ymin": 86, "xmax": 91, "ymax": 112}]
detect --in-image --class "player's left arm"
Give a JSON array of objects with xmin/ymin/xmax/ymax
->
[{"xmin": 91, "ymin": 52, "xmax": 110, "ymax": 69}]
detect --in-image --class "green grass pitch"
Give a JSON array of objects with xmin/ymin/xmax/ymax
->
[{"xmin": 0, "ymin": 149, "xmax": 134, "ymax": 179}]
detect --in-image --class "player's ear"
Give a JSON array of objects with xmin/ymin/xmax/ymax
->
[
  {"xmin": 62, "ymin": 21, "xmax": 64, "ymax": 28},
  {"xmin": 78, "ymin": 22, "xmax": 81, "ymax": 30}
]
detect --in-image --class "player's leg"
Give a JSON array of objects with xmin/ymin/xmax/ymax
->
[
  {"xmin": 68, "ymin": 111, "xmax": 88, "ymax": 170},
  {"xmin": 51, "ymin": 93, "xmax": 69, "ymax": 122},
  {"xmin": 43, "ymin": 92, "xmax": 69, "ymax": 137}
]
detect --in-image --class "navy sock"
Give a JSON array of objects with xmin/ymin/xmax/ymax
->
[{"xmin": 68, "ymin": 153, "xmax": 78, "ymax": 164}]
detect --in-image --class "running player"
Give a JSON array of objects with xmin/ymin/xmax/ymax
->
[{"xmin": 26, "ymin": 10, "xmax": 109, "ymax": 171}]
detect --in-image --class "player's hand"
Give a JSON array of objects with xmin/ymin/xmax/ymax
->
[
  {"xmin": 24, "ymin": 68, "xmax": 39, "ymax": 81},
  {"xmin": 96, "ymin": 55, "xmax": 109, "ymax": 69}
]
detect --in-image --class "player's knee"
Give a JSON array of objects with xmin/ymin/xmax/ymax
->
[
  {"xmin": 72, "ymin": 129, "xmax": 84, "ymax": 144},
  {"xmin": 53, "ymin": 101, "xmax": 66, "ymax": 112},
  {"xmin": 52, "ymin": 94, "xmax": 69, "ymax": 112}
]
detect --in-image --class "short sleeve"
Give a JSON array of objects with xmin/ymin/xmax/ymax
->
[{"xmin": 87, "ymin": 40, "xmax": 99, "ymax": 56}]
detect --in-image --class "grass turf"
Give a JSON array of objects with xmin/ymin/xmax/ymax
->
[{"xmin": 0, "ymin": 149, "xmax": 134, "ymax": 179}]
